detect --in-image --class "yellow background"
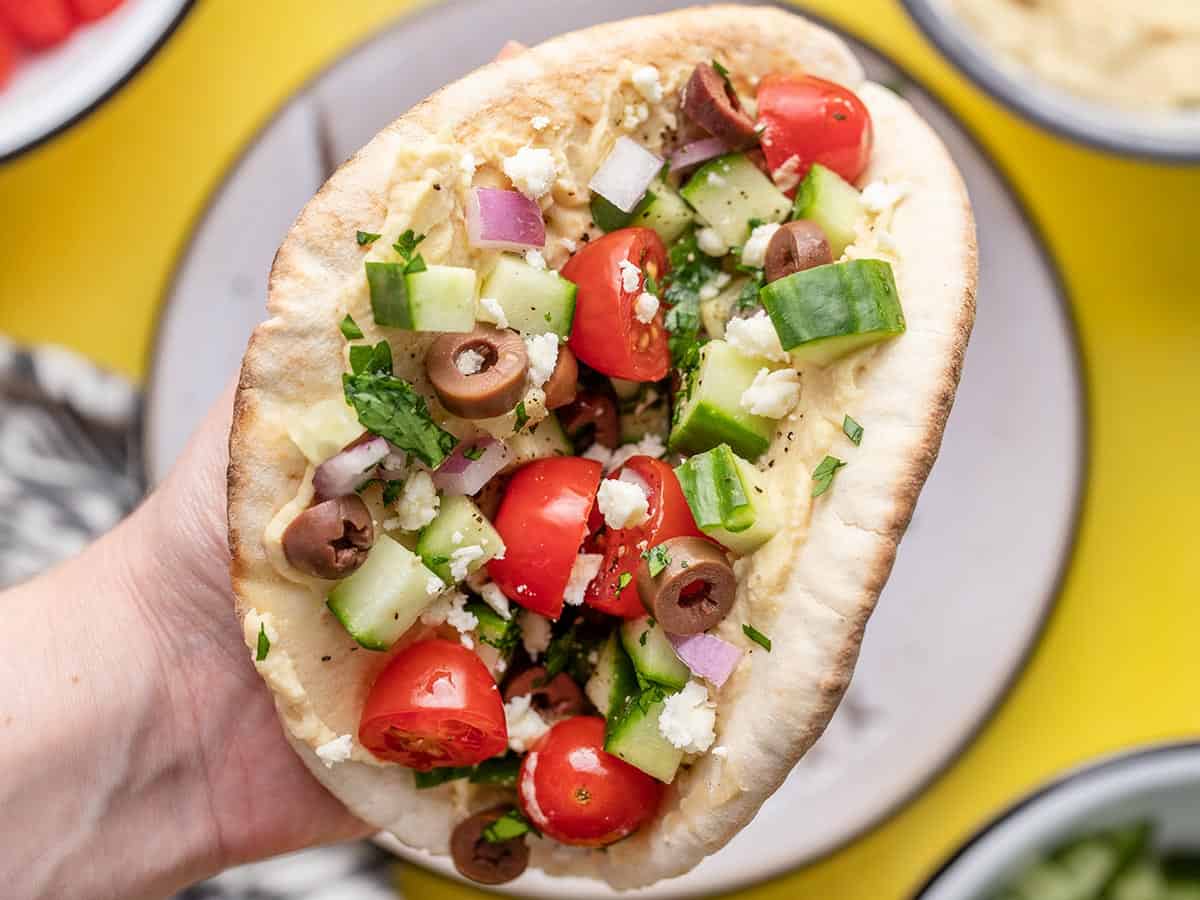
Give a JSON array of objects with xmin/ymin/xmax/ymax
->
[{"xmin": 2, "ymin": 1, "xmax": 1198, "ymax": 897}]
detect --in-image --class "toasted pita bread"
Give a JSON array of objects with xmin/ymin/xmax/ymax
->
[{"xmin": 228, "ymin": 5, "xmax": 975, "ymax": 887}]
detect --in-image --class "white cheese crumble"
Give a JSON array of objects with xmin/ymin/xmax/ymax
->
[
  {"xmin": 524, "ymin": 248, "xmax": 547, "ymax": 270},
  {"xmin": 524, "ymin": 332, "xmax": 560, "ymax": 388},
  {"xmin": 521, "ymin": 610, "xmax": 553, "ymax": 660},
  {"xmin": 421, "ymin": 590, "xmax": 478, "ymax": 633},
  {"xmin": 563, "ymin": 553, "xmax": 603, "ymax": 606},
  {"xmin": 531, "ymin": 115, "xmax": 551, "ymax": 131},
  {"xmin": 560, "ymin": 237, "xmax": 577, "ymax": 253},
  {"xmin": 455, "ymin": 347, "xmax": 486, "ymax": 376},
  {"xmin": 505, "ymin": 694, "xmax": 551, "ymax": 753},
  {"xmin": 451, "ymin": 530, "xmax": 464, "ymax": 545},
  {"xmin": 861, "ymin": 180, "xmax": 909, "ymax": 215},
  {"xmin": 478, "ymin": 296, "xmax": 509, "ymax": 330},
  {"xmin": 502, "ymin": 146, "xmax": 557, "ymax": 199},
  {"xmin": 631, "ymin": 64, "xmax": 663, "ymax": 103},
  {"xmin": 771, "ymin": 154, "xmax": 804, "ymax": 192},
  {"xmin": 395, "ymin": 470, "xmax": 439, "ymax": 531},
  {"xmin": 449, "ymin": 545, "xmax": 486, "ymax": 581},
  {"xmin": 478, "ymin": 581, "xmax": 512, "ymax": 620},
  {"xmin": 582, "ymin": 443, "xmax": 614, "ymax": 469},
  {"xmin": 740, "ymin": 223, "xmax": 781, "ymax": 269},
  {"xmin": 426, "ymin": 574, "xmax": 445, "ymax": 596},
  {"xmin": 460, "ymin": 152, "xmax": 478, "ymax": 182},
  {"xmin": 698, "ymin": 270, "xmax": 732, "ymax": 302},
  {"xmin": 315, "ymin": 734, "xmax": 354, "ymax": 768},
  {"xmin": 606, "ymin": 433, "xmax": 666, "ymax": 473},
  {"xmin": 633, "ymin": 291, "xmax": 659, "ymax": 324},
  {"xmin": 725, "ymin": 310, "xmax": 788, "ymax": 362},
  {"xmin": 740, "ymin": 367, "xmax": 802, "ymax": 418},
  {"xmin": 597, "ymin": 476, "xmax": 650, "ymax": 529},
  {"xmin": 658, "ymin": 680, "xmax": 717, "ymax": 754},
  {"xmin": 696, "ymin": 227, "xmax": 729, "ymax": 258},
  {"xmin": 618, "ymin": 258, "xmax": 642, "ymax": 293},
  {"xmin": 621, "ymin": 102, "xmax": 650, "ymax": 130}
]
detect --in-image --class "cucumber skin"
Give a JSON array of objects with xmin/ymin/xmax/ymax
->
[
  {"xmin": 668, "ymin": 340, "xmax": 776, "ymax": 461},
  {"xmin": 467, "ymin": 601, "xmax": 520, "ymax": 655},
  {"xmin": 760, "ymin": 259, "xmax": 905, "ymax": 364},
  {"xmin": 416, "ymin": 495, "xmax": 504, "ymax": 584},
  {"xmin": 793, "ymin": 163, "xmax": 863, "ymax": 259},
  {"xmin": 604, "ymin": 693, "xmax": 683, "ymax": 784},
  {"xmin": 586, "ymin": 632, "xmax": 639, "ymax": 720},
  {"xmin": 365, "ymin": 262, "xmax": 414, "ymax": 328},
  {"xmin": 676, "ymin": 445, "xmax": 778, "ymax": 555},
  {"xmin": 592, "ymin": 182, "xmax": 694, "ymax": 244},
  {"xmin": 620, "ymin": 618, "xmax": 689, "ymax": 691}
]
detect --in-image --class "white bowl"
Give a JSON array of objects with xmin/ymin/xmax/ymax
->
[
  {"xmin": 0, "ymin": 0, "xmax": 192, "ymax": 162},
  {"xmin": 917, "ymin": 743, "xmax": 1200, "ymax": 899}
]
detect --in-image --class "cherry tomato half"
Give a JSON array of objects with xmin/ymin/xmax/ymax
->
[
  {"xmin": 585, "ymin": 456, "xmax": 704, "ymax": 618},
  {"xmin": 69, "ymin": 0, "xmax": 125, "ymax": 23},
  {"xmin": 359, "ymin": 639, "xmax": 507, "ymax": 770},
  {"xmin": 756, "ymin": 74, "xmax": 873, "ymax": 188},
  {"xmin": 0, "ymin": 0, "xmax": 74, "ymax": 50},
  {"xmin": 563, "ymin": 228, "xmax": 670, "ymax": 383},
  {"xmin": 487, "ymin": 457, "xmax": 603, "ymax": 619},
  {"xmin": 518, "ymin": 717, "xmax": 664, "ymax": 847},
  {"xmin": 0, "ymin": 23, "xmax": 14, "ymax": 89}
]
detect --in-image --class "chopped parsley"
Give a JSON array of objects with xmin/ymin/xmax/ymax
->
[
  {"xmin": 843, "ymin": 415, "xmax": 864, "ymax": 446},
  {"xmin": 617, "ymin": 571, "xmax": 633, "ymax": 590},
  {"xmin": 381, "ymin": 480, "xmax": 404, "ymax": 505},
  {"xmin": 543, "ymin": 619, "xmax": 597, "ymax": 683},
  {"xmin": 711, "ymin": 59, "xmax": 733, "ymax": 91},
  {"xmin": 664, "ymin": 228, "xmax": 721, "ymax": 368},
  {"xmin": 356, "ymin": 230, "xmax": 382, "ymax": 246},
  {"xmin": 255, "ymin": 623, "xmax": 271, "ymax": 661},
  {"xmin": 348, "ymin": 339, "xmax": 393, "ymax": 376},
  {"xmin": 735, "ymin": 266, "xmax": 765, "ymax": 310},
  {"xmin": 645, "ymin": 544, "xmax": 671, "ymax": 578},
  {"xmin": 413, "ymin": 766, "xmax": 471, "ymax": 789},
  {"xmin": 639, "ymin": 629, "xmax": 649, "ymax": 647},
  {"xmin": 742, "ymin": 623, "xmax": 772, "ymax": 651},
  {"xmin": 393, "ymin": 229, "xmax": 427, "ymax": 274},
  {"xmin": 343, "ymin": 354, "xmax": 457, "ymax": 468},
  {"xmin": 484, "ymin": 808, "xmax": 537, "ymax": 843},
  {"xmin": 469, "ymin": 753, "xmax": 521, "ymax": 787},
  {"xmin": 339, "ymin": 314, "xmax": 364, "ymax": 340},
  {"xmin": 463, "ymin": 444, "xmax": 486, "ymax": 461},
  {"xmin": 513, "ymin": 400, "xmax": 529, "ymax": 432},
  {"xmin": 811, "ymin": 455, "xmax": 846, "ymax": 498}
]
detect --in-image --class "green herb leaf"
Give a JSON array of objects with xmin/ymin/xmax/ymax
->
[
  {"xmin": 356, "ymin": 230, "xmax": 382, "ymax": 246},
  {"xmin": 639, "ymin": 629, "xmax": 649, "ymax": 647},
  {"xmin": 343, "ymin": 370, "xmax": 457, "ymax": 468},
  {"xmin": 340, "ymin": 314, "xmax": 364, "ymax": 340},
  {"xmin": 469, "ymin": 753, "xmax": 521, "ymax": 788},
  {"xmin": 711, "ymin": 59, "xmax": 732, "ymax": 84},
  {"xmin": 617, "ymin": 571, "xmax": 633, "ymax": 591},
  {"xmin": 349, "ymin": 339, "xmax": 393, "ymax": 376},
  {"xmin": 736, "ymin": 268, "xmax": 765, "ymax": 311},
  {"xmin": 542, "ymin": 620, "xmax": 597, "ymax": 683},
  {"xmin": 404, "ymin": 254, "xmax": 427, "ymax": 275},
  {"xmin": 664, "ymin": 228, "xmax": 721, "ymax": 367},
  {"xmin": 811, "ymin": 455, "xmax": 846, "ymax": 498},
  {"xmin": 842, "ymin": 415, "xmax": 863, "ymax": 446},
  {"xmin": 413, "ymin": 766, "xmax": 471, "ymax": 789},
  {"xmin": 463, "ymin": 445, "xmax": 485, "ymax": 461},
  {"xmin": 513, "ymin": 401, "xmax": 529, "ymax": 432},
  {"xmin": 255, "ymin": 623, "xmax": 271, "ymax": 661},
  {"xmin": 742, "ymin": 623, "xmax": 771, "ymax": 651},
  {"xmin": 646, "ymin": 544, "xmax": 671, "ymax": 578},
  {"xmin": 382, "ymin": 480, "xmax": 404, "ymax": 505},
  {"xmin": 484, "ymin": 809, "xmax": 536, "ymax": 843},
  {"xmin": 393, "ymin": 229, "xmax": 426, "ymax": 261}
]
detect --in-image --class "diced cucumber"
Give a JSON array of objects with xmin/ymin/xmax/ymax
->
[
  {"xmin": 591, "ymin": 180, "xmax": 694, "ymax": 244},
  {"xmin": 793, "ymin": 163, "xmax": 863, "ymax": 258},
  {"xmin": 1107, "ymin": 859, "xmax": 1165, "ymax": 900},
  {"xmin": 327, "ymin": 535, "xmax": 442, "ymax": 650},
  {"xmin": 590, "ymin": 192, "xmax": 633, "ymax": 233},
  {"xmin": 760, "ymin": 259, "xmax": 905, "ymax": 366},
  {"xmin": 621, "ymin": 617, "xmax": 689, "ymax": 691},
  {"xmin": 680, "ymin": 153, "xmax": 790, "ymax": 247},
  {"xmin": 585, "ymin": 632, "xmax": 639, "ymax": 718},
  {"xmin": 699, "ymin": 277, "xmax": 749, "ymax": 340},
  {"xmin": 285, "ymin": 397, "xmax": 365, "ymax": 464},
  {"xmin": 468, "ymin": 601, "xmax": 521, "ymax": 656},
  {"xmin": 400, "ymin": 265, "xmax": 477, "ymax": 332},
  {"xmin": 365, "ymin": 262, "xmax": 410, "ymax": 328},
  {"xmin": 604, "ymin": 692, "xmax": 683, "ymax": 783},
  {"xmin": 416, "ymin": 494, "xmax": 505, "ymax": 584},
  {"xmin": 675, "ymin": 444, "xmax": 778, "ymax": 555},
  {"xmin": 668, "ymin": 339, "xmax": 777, "ymax": 460},
  {"xmin": 505, "ymin": 413, "xmax": 572, "ymax": 468},
  {"xmin": 480, "ymin": 255, "xmax": 577, "ymax": 338}
]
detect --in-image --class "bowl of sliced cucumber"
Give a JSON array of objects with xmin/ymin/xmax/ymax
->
[{"xmin": 917, "ymin": 742, "xmax": 1200, "ymax": 900}]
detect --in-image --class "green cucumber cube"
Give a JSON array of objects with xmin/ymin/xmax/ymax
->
[
  {"xmin": 668, "ymin": 339, "xmax": 777, "ymax": 460},
  {"xmin": 793, "ymin": 163, "xmax": 863, "ymax": 258},
  {"xmin": 480, "ymin": 255, "xmax": 577, "ymax": 338},
  {"xmin": 680, "ymin": 153, "xmax": 790, "ymax": 247},
  {"xmin": 327, "ymin": 535, "xmax": 442, "ymax": 650},
  {"xmin": 416, "ymin": 494, "xmax": 505, "ymax": 584}
]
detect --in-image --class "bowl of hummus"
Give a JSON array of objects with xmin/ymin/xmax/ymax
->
[{"xmin": 902, "ymin": 0, "xmax": 1200, "ymax": 160}]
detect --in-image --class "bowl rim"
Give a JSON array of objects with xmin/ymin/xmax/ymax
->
[
  {"xmin": 913, "ymin": 740, "xmax": 1200, "ymax": 898},
  {"xmin": 899, "ymin": 0, "xmax": 1200, "ymax": 164}
]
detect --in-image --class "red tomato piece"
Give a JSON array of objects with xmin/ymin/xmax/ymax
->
[
  {"xmin": 69, "ymin": 0, "xmax": 125, "ymax": 23},
  {"xmin": 518, "ymin": 717, "xmax": 664, "ymax": 847},
  {"xmin": 0, "ymin": 23, "xmax": 15, "ymax": 89},
  {"xmin": 358, "ymin": 639, "xmax": 507, "ymax": 770},
  {"xmin": 585, "ymin": 456, "xmax": 704, "ymax": 618},
  {"xmin": 487, "ymin": 457, "xmax": 603, "ymax": 620},
  {"xmin": 0, "ymin": 0, "xmax": 74, "ymax": 51},
  {"xmin": 562, "ymin": 228, "xmax": 670, "ymax": 383},
  {"xmin": 756, "ymin": 73, "xmax": 873, "ymax": 189}
]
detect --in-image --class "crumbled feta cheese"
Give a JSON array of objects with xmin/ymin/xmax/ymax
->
[
  {"xmin": 524, "ymin": 332, "xmax": 560, "ymax": 388},
  {"xmin": 875, "ymin": 227, "xmax": 898, "ymax": 255},
  {"xmin": 503, "ymin": 146, "xmax": 557, "ymax": 199},
  {"xmin": 521, "ymin": 610, "xmax": 552, "ymax": 660},
  {"xmin": 631, "ymin": 64, "xmax": 663, "ymax": 103},
  {"xmin": 460, "ymin": 152, "xmax": 478, "ymax": 181},
  {"xmin": 315, "ymin": 734, "xmax": 354, "ymax": 768},
  {"xmin": 449, "ymin": 545, "xmax": 486, "ymax": 581},
  {"xmin": 707, "ymin": 171, "xmax": 727, "ymax": 187},
  {"xmin": 741, "ymin": 223, "xmax": 781, "ymax": 269},
  {"xmin": 658, "ymin": 681, "xmax": 716, "ymax": 753},
  {"xmin": 525, "ymin": 248, "xmax": 547, "ymax": 270},
  {"xmin": 582, "ymin": 443, "xmax": 614, "ymax": 469},
  {"xmin": 771, "ymin": 154, "xmax": 803, "ymax": 192},
  {"xmin": 696, "ymin": 227, "xmax": 728, "ymax": 258},
  {"xmin": 725, "ymin": 310, "xmax": 788, "ymax": 362},
  {"xmin": 426, "ymin": 575, "xmax": 445, "ymax": 597},
  {"xmin": 505, "ymin": 694, "xmax": 551, "ymax": 753},
  {"xmin": 621, "ymin": 102, "xmax": 650, "ymax": 130},
  {"xmin": 618, "ymin": 259, "xmax": 642, "ymax": 293},
  {"xmin": 421, "ymin": 590, "xmax": 478, "ymax": 633},
  {"xmin": 740, "ymin": 367, "xmax": 802, "ymax": 418},
  {"xmin": 478, "ymin": 296, "xmax": 509, "ymax": 330},
  {"xmin": 560, "ymin": 237, "xmax": 578, "ymax": 253},
  {"xmin": 697, "ymin": 270, "xmax": 733, "ymax": 302},
  {"xmin": 451, "ymin": 530, "xmax": 464, "ymax": 545},
  {"xmin": 633, "ymin": 291, "xmax": 659, "ymax": 324},
  {"xmin": 597, "ymin": 476, "xmax": 650, "ymax": 529},
  {"xmin": 531, "ymin": 115, "xmax": 551, "ymax": 131},
  {"xmin": 606, "ymin": 433, "xmax": 666, "ymax": 473},
  {"xmin": 478, "ymin": 581, "xmax": 512, "ymax": 619},
  {"xmin": 395, "ymin": 471, "xmax": 439, "ymax": 531},
  {"xmin": 563, "ymin": 553, "xmax": 603, "ymax": 606},
  {"xmin": 455, "ymin": 347, "xmax": 486, "ymax": 376},
  {"xmin": 861, "ymin": 180, "xmax": 909, "ymax": 215}
]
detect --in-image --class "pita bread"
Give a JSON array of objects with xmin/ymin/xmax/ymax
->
[{"xmin": 228, "ymin": 5, "xmax": 975, "ymax": 887}]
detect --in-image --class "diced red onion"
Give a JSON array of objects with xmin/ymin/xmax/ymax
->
[
  {"xmin": 432, "ymin": 436, "xmax": 511, "ymax": 496},
  {"xmin": 669, "ymin": 632, "xmax": 743, "ymax": 688},
  {"xmin": 668, "ymin": 137, "xmax": 729, "ymax": 174},
  {"xmin": 589, "ymin": 136, "xmax": 663, "ymax": 213},
  {"xmin": 312, "ymin": 436, "xmax": 389, "ymax": 500},
  {"xmin": 376, "ymin": 445, "xmax": 408, "ymax": 480},
  {"xmin": 467, "ymin": 187, "xmax": 546, "ymax": 251}
]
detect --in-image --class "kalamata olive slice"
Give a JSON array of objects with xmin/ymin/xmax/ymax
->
[
  {"xmin": 763, "ymin": 220, "xmax": 833, "ymax": 284},
  {"xmin": 503, "ymin": 666, "xmax": 587, "ymax": 719},
  {"xmin": 450, "ymin": 806, "xmax": 530, "ymax": 886},
  {"xmin": 427, "ymin": 326, "xmax": 529, "ymax": 419},
  {"xmin": 282, "ymin": 495, "xmax": 374, "ymax": 580},
  {"xmin": 636, "ymin": 536, "xmax": 735, "ymax": 634},
  {"xmin": 559, "ymin": 390, "xmax": 620, "ymax": 451},
  {"xmin": 682, "ymin": 62, "xmax": 759, "ymax": 148},
  {"xmin": 541, "ymin": 345, "xmax": 579, "ymax": 410}
]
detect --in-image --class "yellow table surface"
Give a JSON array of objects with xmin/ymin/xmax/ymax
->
[{"xmin": 2, "ymin": 1, "xmax": 1199, "ymax": 897}]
